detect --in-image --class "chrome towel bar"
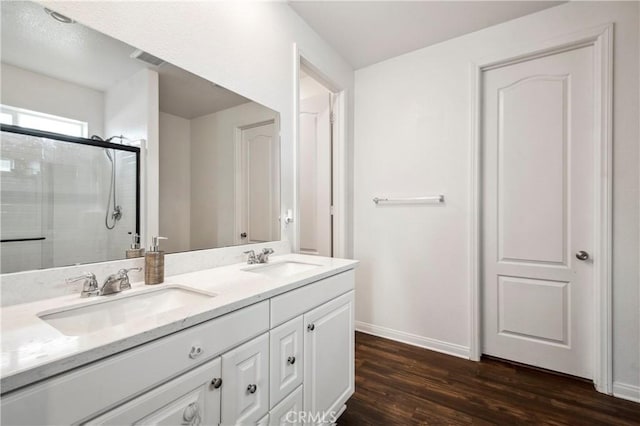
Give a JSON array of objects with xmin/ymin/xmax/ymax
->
[{"xmin": 373, "ymin": 195, "xmax": 445, "ymax": 204}]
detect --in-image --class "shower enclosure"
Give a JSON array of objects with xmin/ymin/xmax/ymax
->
[{"xmin": 0, "ymin": 125, "xmax": 140, "ymax": 273}]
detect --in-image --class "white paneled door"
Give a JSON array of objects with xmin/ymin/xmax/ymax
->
[
  {"xmin": 238, "ymin": 121, "xmax": 279, "ymax": 244},
  {"xmin": 482, "ymin": 46, "xmax": 595, "ymax": 378}
]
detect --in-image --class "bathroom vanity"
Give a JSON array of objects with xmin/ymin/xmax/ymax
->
[{"xmin": 0, "ymin": 255, "xmax": 357, "ymax": 425}]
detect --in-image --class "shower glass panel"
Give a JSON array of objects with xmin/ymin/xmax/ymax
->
[{"xmin": 0, "ymin": 126, "xmax": 139, "ymax": 273}]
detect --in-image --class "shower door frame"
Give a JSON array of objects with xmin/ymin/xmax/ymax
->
[{"xmin": 0, "ymin": 124, "xmax": 141, "ymax": 237}]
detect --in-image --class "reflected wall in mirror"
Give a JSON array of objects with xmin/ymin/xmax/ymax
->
[
  {"xmin": 0, "ymin": 1, "xmax": 281, "ymax": 274},
  {"xmin": 158, "ymin": 67, "xmax": 280, "ymax": 253}
]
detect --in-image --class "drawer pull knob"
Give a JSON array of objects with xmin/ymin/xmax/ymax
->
[
  {"xmin": 307, "ymin": 323, "xmax": 315, "ymax": 331},
  {"xmin": 247, "ymin": 384, "xmax": 257, "ymax": 394},
  {"xmin": 182, "ymin": 402, "xmax": 201, "ymax": 425},
  {"xmin": 211, "ymin": 377, "xmax": 222, "ymax": 389},
  {"xmin": 287, "ymin": 356, "xmax": 296, "ymax": 365},
  {"xmin": 188, "ymin": 345, "xmax": 203, "ymax": 359}
]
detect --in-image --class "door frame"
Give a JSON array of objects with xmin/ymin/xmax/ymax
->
[
  {"xmin": 234, "ymin": 119, "xmax": 278, "ymax": 245},
  {"xmin": 293, "ymin": 43, "xmax": 348, "ymax": 258},
  {"xmin": 468, "ymin": 23, "xmax": 613, "ymax": 393}
]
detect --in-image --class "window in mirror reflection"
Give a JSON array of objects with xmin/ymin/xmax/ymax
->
[{"xmin": 0, "ymin": 105, "xmax": 88, "ymax": 138}]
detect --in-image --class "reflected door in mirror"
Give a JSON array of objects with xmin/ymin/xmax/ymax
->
[{"xmin": 237, "ymin": 121, "xmax": 279, "ymax": 244}]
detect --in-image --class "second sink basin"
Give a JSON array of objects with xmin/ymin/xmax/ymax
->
[
  {"xmin": 38, "ymin": 286, "xmax": 216, "ymax": 336},
  {"xmin": 243, "ymin": 261, "xmax": 321, "ymax": 279}
]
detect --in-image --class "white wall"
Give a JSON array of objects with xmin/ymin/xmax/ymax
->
[
  {"xmin": 104, "ymin": 68, "xmax": 159, "ymax": 251},
  {"xmin": 43, "ymin": 1, "xmax": 355, "ymax": 255},
  {"xmin": 159, "ymin": 112, "xmax": 191, "ymax": 253},
  {"xmin": 0, "ymin": 62, "xmax": 104, "ymax": 136},
  {"xmin": 191, "ymin": 102, "xmax": 277, "ymax": 248},
  {"xmin": 354, "ymin": 1, "xmax": 639, "ymax": 394}
]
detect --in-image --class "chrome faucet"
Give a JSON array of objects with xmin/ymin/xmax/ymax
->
[
  {"xmin": 244, "ymin": 250, "xmax": 259, "ymax": 264},
  {"xmin": 100, "ymin": 268, "xmax": 142, "ymax": 296},
  {"xmin": 244, "ymin": 248, "xmax": 274, "ymax": 264},
  {"xmin": 257, "ymin": 248, "xmax": 274, "ymax": 264},
  {"xmin": 66, "ymin": 268, "xmax": 141, "ymax": 298},
  {"xmin": 66, "ymin": 272, "xmax": 100, "ymax": 298}
]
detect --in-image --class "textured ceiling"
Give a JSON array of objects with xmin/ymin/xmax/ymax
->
[{"xmin": 1, "ymin": 1, "xmax": 251, "ymax": 118}]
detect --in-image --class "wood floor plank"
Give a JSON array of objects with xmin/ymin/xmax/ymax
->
[{"xmin": 339, "ymin": 332, "xmax": 640, "ymax": 425}]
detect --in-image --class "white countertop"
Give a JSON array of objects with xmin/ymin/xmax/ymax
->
[{"xmin": 0, "ymin": 254, "xmax": 358, "ymax": 394}]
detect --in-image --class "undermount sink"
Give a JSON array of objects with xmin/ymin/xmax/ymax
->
[
  {"xmin": 38, "ymin": 286, "xmax": 216, "ymax": 336},
  {"xmin": 243, "ymin": 261, "xmax": 321, "ymax": 279}
]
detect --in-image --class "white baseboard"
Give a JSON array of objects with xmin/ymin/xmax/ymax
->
[
  {"xmin": 355, "ymin": 321, "xmax": 469, "ymax": 359},
  {"xmin": 613, "ymin": 382, "xmax": 640, "ymax": 403}
]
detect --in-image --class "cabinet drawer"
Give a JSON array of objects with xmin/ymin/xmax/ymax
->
[
  {"xmin": 221, "ymin": 333, "xmax": 270, "ymax": 424},
  {"xmin": 270, "ymin": 270, "xmax": 354, "ymax": 328},
  {"xmin": 270, "ymin": 316, "xmax": 303, "ymax": 408},
  {"xmin": 1, "ymin": 301, "xmax": 269, "ymax": 425},
  {"xmin": 269, "ymin": 385, "xmax": 303, "ymax": 426},
  {"xmin": 87, "ymin": 357, "xmax": 222, "ymax": 425}
]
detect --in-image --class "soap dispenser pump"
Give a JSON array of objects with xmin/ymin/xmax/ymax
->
[
  {"xmin": 126, "ymin": 232, "xmax": 145, "ymax": 258},
  {"xmin": 145, "ymin": 236, "xmax": 167, "ymax": 285}
]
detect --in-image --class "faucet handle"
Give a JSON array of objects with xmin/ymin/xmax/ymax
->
[
  {"xmin": 244, "ymin": 250, "xmax": 257, "ymax": 264},
  {"xmin": 257, "ymin": 248, "xmax": 274, "ymax": 263},
  {"xmin": 116, "ymin": 267, "xmax": 142, "ymax": 290},
  {"xmin": 118, "ymin": 267, "xmax": 142, "ymax": 275},
  {"xmin": 67, "ymin": 272, "xmax": 99, "ymax": 298},
  {"xmin": 66, "ymin": 272, "xmax": 96, "ymax": 283}
]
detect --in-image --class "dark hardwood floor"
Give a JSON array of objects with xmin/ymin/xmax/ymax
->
[{"xmin": 339, "ymin": 332, "xmax": 640, "ymax": 425}]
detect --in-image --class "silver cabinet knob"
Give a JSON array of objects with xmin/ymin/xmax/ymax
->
[
  {"xmin": 307, "ymin": 324, "xmax": 315, "ymax": 331},
  {"xmin": 188, "ymin": 345, "xmax": 203, "ymax": 359},
  {"xmin": 576, "ymin": 251, "xmax": 590, "ymax": 261},
  {"xmin": 211, "ymin": 377, "xmax": 222, "ymax": 389},
  {"xmin": 287, "ymin": 356, "xmax": 296, "ymax": 365},
  {"xmin": 247, "ymin": 384, "xmax": 257, "ymax": 394}
]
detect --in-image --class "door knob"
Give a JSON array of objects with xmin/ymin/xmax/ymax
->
[
  {"xmin": 240, "ymin": 232, "xmax": 247, "ymax": 238},
  {"xmin": 576, "ymin": 251, "xmax": 590, "ymax": 261},
  {"xmin": 287, "ymin": 356, "xmax": 296, "ymax": 365},
  {"xmin": 247, "ymin": 384, "xmax": 257, "ymax": 394},
  {"xmin": 307, "ymin": 324, "xmax": 315, "ymax": 331},
  {"xmin": 211, "ymin": 377, "xmax": 222, "ymax": 389}
]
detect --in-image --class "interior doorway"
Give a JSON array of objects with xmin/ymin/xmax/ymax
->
[{"xmin": 298, "ymin": 67, "xmax": 335, "ymax": 257}]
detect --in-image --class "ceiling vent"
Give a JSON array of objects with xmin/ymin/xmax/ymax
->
[{"xmin": 130, "ymin": 49, "xmax": 165, "ymax": 67}]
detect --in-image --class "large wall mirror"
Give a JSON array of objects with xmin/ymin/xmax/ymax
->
[{"xmin": 0, "ymin": 1, "xmax": 281, "ymax": 274}]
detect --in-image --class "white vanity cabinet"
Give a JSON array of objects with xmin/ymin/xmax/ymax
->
[
  {"xmin": 269, "ymin": 315, "xmax": 304, "ymax": 407},
  {"xmin": 221, "ymin": 333, "xmax": 270, "ymax": 424},
  {"xmin": 88, "ymin": 358, "xmax": 222, "ymax": 425},
  {"xmin": 1, "ymin": 269, "xmax": 356, "ymax": 426},
  {"xmin": 303, "ymin": 291, "xmax": 354, "ymax": 421},
  {"xmin": 269, "ymin": 385, "xmax": 303, "ymax": 425}
]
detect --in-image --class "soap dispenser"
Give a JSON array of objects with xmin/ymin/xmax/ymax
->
[
  {"xmin": 145, "ymin": 236, "xmax": 167, "ymax": 285},
  {"xmin": 126, "ymin": 232, "xmax": 145, "ymax": 258}
]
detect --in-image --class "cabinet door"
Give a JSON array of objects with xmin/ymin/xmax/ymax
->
[
  {"xmin": 221, "ymin": 333, "xmax": 269, "ymax": 424},
  {"xmin": 270, "ymin": 315, "xmax": 304, "ymax": 408},
  {"xmin": 303, "ymin": 291, "xmax": 354, "ymax": 421},
  {"xmin": 269, "ymin": 385, "xmax": 303, "ymax": 426},
  {"xmin": 88, "ymin": 357, "xmax": 222, "ymax": 425}
]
